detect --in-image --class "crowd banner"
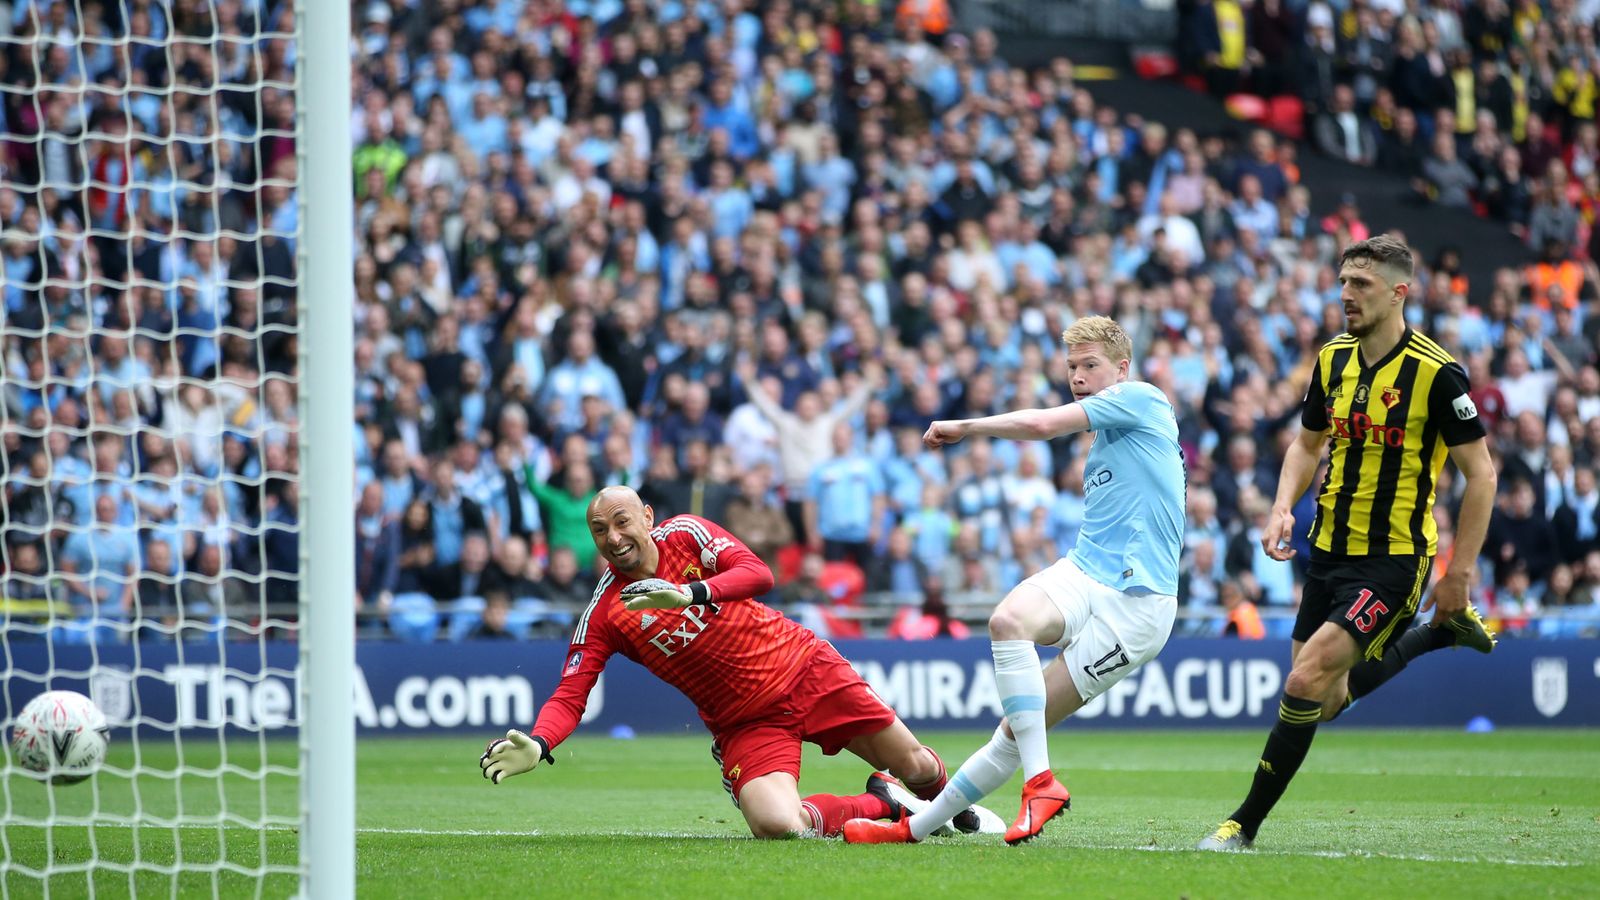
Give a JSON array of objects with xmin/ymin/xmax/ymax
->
[{"xmin": 5, "ymin": 639, "xmax": 1596, "ymax": 737}]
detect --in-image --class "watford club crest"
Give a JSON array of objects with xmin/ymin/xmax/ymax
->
[{"xmin": 1381, "ymin": 386, "xmax": 1403, "ymax": 409}]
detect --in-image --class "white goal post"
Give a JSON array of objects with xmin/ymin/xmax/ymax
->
[
  {"xmin": 297, "ymin": 0, "xmax": 355, "ymax": 897},
  {"xmin": 0, "ymin": 1, "xmax": 353, "ymax": 896}
]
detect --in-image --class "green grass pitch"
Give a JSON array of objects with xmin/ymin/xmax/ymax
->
[{"xmin": 3, "ymin": 729, "xmax": 1598, "ymax": 898}]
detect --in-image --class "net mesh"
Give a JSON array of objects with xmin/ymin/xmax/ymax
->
[{"xmin": 1, "ymin": 1, "xmax": 305, "ymax": 894}]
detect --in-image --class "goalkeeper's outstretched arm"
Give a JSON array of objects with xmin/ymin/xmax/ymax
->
[{"xmin": 482, "ymin": 618, "xmax": 616, "ymax": 783}]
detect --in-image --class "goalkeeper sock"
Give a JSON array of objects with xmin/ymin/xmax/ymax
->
[
  {"xmin": 902, "ymin": 745, "xmax": 948, "ymax": 802},
  {"xmin": 991, "ymin": 640, "xmax": 1049, "ymax": 779},
  {"xmin": 1346, "ymin": 624, "xmax": 1453, "ymax": 702},
  {"xmin": 1229, "ymin": 693, "xmax": 1322, "ymax": 840},
  {"xmin": 908, "ymin": 726, "xmax": 1020, "ymax": 842},
  {"xmin": 801, "ymin": 791, "xmax": 893, "ymax": 838}
]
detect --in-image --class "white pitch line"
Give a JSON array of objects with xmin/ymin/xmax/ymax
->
[
  {"xmin": 1057, "ymin": 761, "xmax": 1599, "ymax": 779},
  {"xmin": 354, "ymin": 827, "xmax": 1584, "ymax": 866},
  {"xmin": 10, "ymin": 823, "xmax": 1585, "ymax": 867},
  {"xmin": 1111, "ymin": 842, "xmax": 1582, "ymax": 868}
]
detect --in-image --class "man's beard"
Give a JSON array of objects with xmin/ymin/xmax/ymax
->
[{"xmin": 1346, "ymin": 313, "xmax": 1376, "ymax": 338}]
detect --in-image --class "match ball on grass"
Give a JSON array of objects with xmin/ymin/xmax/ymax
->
[{"xmin": 9, "ymin": 690, "xmax": 110, "ymax": 785}]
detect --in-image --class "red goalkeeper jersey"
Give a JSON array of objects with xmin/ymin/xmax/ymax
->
[{"xmin": 530, "ymin": 515, "xmax": 819, "ymax": 747}]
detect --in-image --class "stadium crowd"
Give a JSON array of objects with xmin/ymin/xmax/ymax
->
[
  {"xmin": 0, "ymin": 0, "xmax": 1598, "ymax": 644},
  {"xmin": 1180, "ymin": 0, "xmax": 1600, "ymax": 258}
]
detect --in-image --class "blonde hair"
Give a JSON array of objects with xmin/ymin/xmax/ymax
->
[{"xmin": 1061, "ymin": 315, "xmax": 1132, "ymax": 364}]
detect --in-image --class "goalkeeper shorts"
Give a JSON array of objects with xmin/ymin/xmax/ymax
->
[{"xmin": 711, "ymin": 642, "xmax": 897, "ymax": 802}]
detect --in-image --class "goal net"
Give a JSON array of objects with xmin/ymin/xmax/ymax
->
[{"xmin": 0, "ymin": 1, "xmax": 352, "ymax": 896}]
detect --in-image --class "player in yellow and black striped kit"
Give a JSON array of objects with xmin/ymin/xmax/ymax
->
[{"xmin": 1198, "ymin": 235, "xmax": 1500, "ymax": 851}]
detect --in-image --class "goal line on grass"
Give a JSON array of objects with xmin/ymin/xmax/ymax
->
[{"xmin": 10, "ymin": 823, "xmax": 1582, "ymax": 868}]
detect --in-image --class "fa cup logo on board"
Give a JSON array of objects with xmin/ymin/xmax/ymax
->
[{"xmin": 1532, "ymin": 658, "xmax": 1568, "ymax": 718}]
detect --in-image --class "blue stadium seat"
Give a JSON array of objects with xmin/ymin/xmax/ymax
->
[
  {"xmin": 387, "ymin": 593, "xmax": 441, "ymax": 643},
  {"xmin": 50, "ymin": 617, "xmax": 131, "ymax": 646},
  {"xmin": 1264, "ymin": 617, "xmax": 1297, "ymax": 641},
  {"xmin": 446, "ymin": 596, "xmax": 486, "ymax": 643},
  {"xmin": 527, "ymin": 598, "xmax": 575, "ymax": 631},
  {"xmin": 502, "ymin": 598, "xmax": 575, "ymax": 641},
  {"xmin": 500, "ymin": 599, "xmax": 540, "ymax": 641},
  {"xmin": 50, "ymin": 618, "xmax": 97, "ymax": 646}
]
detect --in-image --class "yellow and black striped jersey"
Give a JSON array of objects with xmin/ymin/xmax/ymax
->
[{"xmin": 1301, "ymin": 329, "xmax": 1487, "ymax": 557}]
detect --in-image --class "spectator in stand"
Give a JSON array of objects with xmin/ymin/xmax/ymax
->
[
  {"xmin": 806, "ymin": 421, "xmax": 886, "ymax": 569},
  {"xmin": 724, "ymin": 466, "xmax": 795, "ymax": 578},
  {"xmin": 1423, "ymin": 130, "xmax": 1480, "ymax": 209},
  {"xmin": 656, "ymin": 382, "xmax": 725, "ymax": 462},
  {"xmin": 1226, "ymin": 490, "xmax": 1295, "ymax": 607},
  {"xmin": 355, "ymin": 481, "xmax": 401, "ymax": 612},
  {"xmin": 58, "ymin": 495, "xmax": 140, "ymax": 618},
  {"xmin": 3, "ymin": 539, "xmax": 55, "ymax": 631},
  {"xmin": 1247, "ymin": 0, "xmax": 1294, "ymax": 97},
  {"xmin": 424, "ymin": 531, "xmax": 494, "ymax": 602},
  {"xmin": 739, "ymin": 357, "xmax": 877, "ymax": 533},
  {"xmin": 534, "ymin": 546, "xmax": 592, "ymax": 611},
  {"xmin": 1198, "ymin": 0, "xmax": 1248, "ymax": 98},
  {"xmin": 539, "ymin": 330, "xmax": 626, "ymax": 435},
  {"xmin": 481, "ymin": 536, "xmax": 541, "ymax": 602},
  {"xmin": 887, "ymin": 577, "xmax": 971, "ymax": 640},
  {"xmin": 869, "ymin": 528, "xmax": 931, "ymax": 598},
  {"xmin": 471, "ymin": 591, "xmax": 518, "ymax": 640},
  {"xmin": 1218, "ymin": 578, "xmax": 1265, "ymax": 638},
  {"xmin": 181, "ymin": 541, "xmax": 251, "ymax": 627},
  {"xmin": 667, "ymin": 439, "xmax": 736, "ymax": 522},
  {"xmin": 427, "ymin": 457, "xmax": 487, "ymax": 568},
  {"xmin": 1487, "ymin": 478, "xmax": 1560, "ymax": 587},
  {"xmin": 1212, "ymin": 434, "xmax": 1279, "ymax": 527},
  {"xmin": 527, "ymin": 463, "xmax": 599, "ymax": 572},
  {"xmin": 1179, "ymin": 539, "xmax": 1224, "ymax": 618},
  {"xmin": 1296, "ymin": 4, "xmax": 1341, "ymax": 124},
  {"xmin": 1229, "ymin": 173, "xmax": 1279, "ymax": 239},
  {"xmin": 1499, "ymin": 346, "xmax": 1558, "ymax": 420},
  {"xmin": 1554, "ymin": 465, "xmax": 1600, "ymax": 563},
  {"xmin": 1314, "ymin": 84, "xmax": 1378, "ymax": 167}
]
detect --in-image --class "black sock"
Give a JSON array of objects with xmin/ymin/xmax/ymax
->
[
  {"xmin": 1346, "ymin": 624, "xmax": 1453, "ymax": 701},
  {"xmin": 1230, "ymin": 694, "xmax": 1322, "ymax": 839}
]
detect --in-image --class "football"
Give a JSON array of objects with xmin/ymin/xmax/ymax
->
[{"xmin": 9, "ymin": 690, "xmax": 111, "ymax": 785}]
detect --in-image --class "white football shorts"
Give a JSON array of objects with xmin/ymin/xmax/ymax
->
[{"xmin": 1020, "ymin": 557, "xmax": 1177, "ymax": 703}]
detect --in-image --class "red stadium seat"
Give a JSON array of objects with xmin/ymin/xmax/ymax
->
[
  {"xmin": 1225, "ymin": 93, "xmax": 1268, "ymax": 123},
  {"xmin": 821, "ymin": 608, "xmax": 865, "ymax": 639},
  {"xmin": 818, "ymin": 560, "xmax": 866, "ymax": 607},
  {"xmin": 1132, "ymin": 50, "xmax": 1179, "ymax": 81},
  {"xmin": 776, "ymin": 544, "xmax": 805, "ymax": 584},
  {"xmin": 1267, "ymin": 95, "xmax": 1304, "ymax": 140}
]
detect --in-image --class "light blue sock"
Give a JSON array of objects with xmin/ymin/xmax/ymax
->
[
  {"xmin": 991, "ymin": 639, "xmax": 1049, "ymax": 779},
  {"xmin": 908, "ymin": 726, "xmax": 1020, "ymax": 841}
]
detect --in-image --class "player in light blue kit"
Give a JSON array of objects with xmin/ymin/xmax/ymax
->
[{"xmin": 846, "ymin": 316, "xmax": 1186, "ymax": 846}]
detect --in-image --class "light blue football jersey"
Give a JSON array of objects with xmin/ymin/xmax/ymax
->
[{"xmin": 1067, "ymin": 381, "xmax": 1186, "ymax": 596}]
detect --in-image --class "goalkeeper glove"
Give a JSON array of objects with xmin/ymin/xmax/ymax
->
[
  {"xmin": 619, "ymin": 577, "xmax": 709, "ymax": 611},
  {"xmin": 479, "ymin": 730, "xmax": 554, "ymax": 784}
]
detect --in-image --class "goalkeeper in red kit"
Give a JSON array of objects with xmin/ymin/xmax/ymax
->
[{"xmin": 478, "ymin": 486, "xmax": 987, "ymax": 838}]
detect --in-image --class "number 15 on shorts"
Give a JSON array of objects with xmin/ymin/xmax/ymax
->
[{"xmin": 1345, "ymin": 589, "xmax": 1389, "ymax": 634}]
